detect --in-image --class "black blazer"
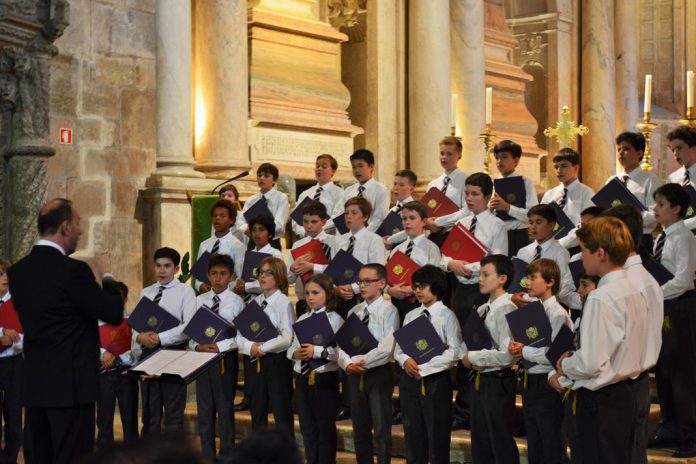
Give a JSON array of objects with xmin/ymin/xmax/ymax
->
[{"xmin": 8, "ymin": 245, "xmax": 123, "ymax": 408}]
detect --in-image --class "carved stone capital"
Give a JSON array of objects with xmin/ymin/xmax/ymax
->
[{"xmin": 327, "ymin": 0, "xmax": 366, "ymax": 41}]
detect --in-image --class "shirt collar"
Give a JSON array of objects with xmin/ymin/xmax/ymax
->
[
  {"xmin": 597, "ymin": 269, "xmax": 626, "ymax": 288},
  {"xmin": 158, "ymin": 279, "xmax": 178, "ymax": 289},
  {"xmin": 0, "ymin": 292, "xmax": 10, "ymax": 303},
  {"xmin": 564, "ymin": 179, "xmax": 580, "ymax": 191},
  {"xmin": 474, "ymin": 209, "xmax": 492, "ymax": 221},
  {"xmin": 534, "ymin": 238, "xmax": 555, "ymax": 252},
  {"xmin": 542, "ymin": 295, "xmax": 558, "ymax": 310},
  {"xmin": 310, "ymin": 306, "xmax": 326, "ymax": 314},
  {"xmin": 419, "ymin": 300, "xmax": 446, "ymax": 315},
  {"xmin": 36, "ymin": 239, "xmax": 66, "ymax": 255},
  {"xmin": 663, "ymin": 220, "xmax": 684, "ymax": 236},
  {"xmin": 624, "ymin": 254, "xmax": 642, "ymax": 268},
  {"xmin": 255, "ymin": 243, "xmax": 273, "ymax": 253},
  {"xmin": 364, "ymin": 295, "xmax": 385, "ymax": 312},
  {"xmin": 626, "ymin": 166, "xmax": 643, "ymax": 178},
  {"xmin": 500, "ymin": 170, "xmax": 520, "ymax": 179},
  {"xmin": 213, "ymin": 288, "xmax": 233, "ymax": 301},
  {"xmin": 360, "ymin": 178, "xmax": 375, "ymax": 189},
  {"xmin": 445, "ymin": 168, "xmax": 462, "ymax": 180},
  {"xmin": 488, "ymin": 292, "xmax": 513, "ymax": 311},
  {"xmin": 687, "ymin": 164, "xmax": 696, "ymax": 177},
  {"xmin": 408, "ymin": 233, "xmax": 427, "ymax": 246},
  {"xmin": 214, "ymin": 230, "xmax": 233, "ymax": 243},
  {"xmin": 350, "ymin": 227, "xmax": 366, "ymax": 239},
  {"xmin": 262, "ymin": 289, "xmax": 282, "ymax": 306},
  {"xmin": 398, "ymin": 196, "xmax": 414, "ymax": 206}
]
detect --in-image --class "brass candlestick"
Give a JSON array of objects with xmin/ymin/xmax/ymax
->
[
  {"xmin": 680, "ymin": 106, "xmax": 696, "ymax": 128},
  {"xmin": 636, "ymin": 112, "xmax": 658, "ymax": 172},
  {"xmin": 450, "ymin": 126, "xmax": 456, "ymax": 137},
  {"xmin": 479, "ymin": 124, "xmax": 496, "ymax": 176}
]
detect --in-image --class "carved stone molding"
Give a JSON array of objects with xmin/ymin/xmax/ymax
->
[{"xmin": 327, "ymin": 0, "xmax": 366, "ymax": 42}]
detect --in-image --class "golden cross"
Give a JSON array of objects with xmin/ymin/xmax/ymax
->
[{"xmin": 544, "ymin": 106, "xmax": 588, "ymax": 148}]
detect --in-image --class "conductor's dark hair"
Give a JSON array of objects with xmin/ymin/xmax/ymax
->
[
  {"xmin": 601, "ymin": 205, "xmax": 643, "ymax": 253},
  {"xmin": 154, "ymin": 247, "xmax": 181, "ymax": 267},
  {"xmin": 654, "ymin": 183, "xmax": 691, "ymax": 218},
  {"xmin": 37, "ymin": 198, "xmax": 73, "ymax": 236},
  {"xmin": 480, "ymin": 254, "xmax": 515, "ymax": 290},
  {"xmin": 528, "ymin": 204, "xmax": 557, "ymax": 223},
  {"xmin": 667, "ymin": 125, "xmax": 696, "ymax": 147},
  {"xmin": 208, "ymin": 254, "xmax": 235, "ymax": 275},
  {"xmin": 493, "ymin": 140, "xmax": 522, "ymax": 159},
  {"xmin": 411, "ymin": 265, "xmax": 449, "ymax": 301},
  {"xmin": 232, "ymin": 429, "xmax": 303, "ymax": 464},
  {"xmin": 465, "ymin": 172, "xmax": 494, "ymax": 197},
  {"xmin": 616, "ymin": 131, "xmax": 646, "ymax": 154},
  {"xmin": 248, "ymin": 215, "xmax": 276, "ymax": 237},
  {"xmin": 210, "ymin": 199, "xmax": 237, "ymax": 221},
  {"xmin": 350, "ymin": 149, "xmax": 375, "ymax": 166}
]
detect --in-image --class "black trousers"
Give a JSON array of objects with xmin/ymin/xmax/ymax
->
[
  {"xmin": 24, "ymin": 403, "xmax": 95, "ymax": 464},
  {"xmin": 294, "ymin": 371, "xmax": 339, "ymax": 464},
  {"xmin": 628, "ymin": 371, "xmax": 649, "ymax": 464},
  {"xmin": 470, "ymin": 369, "xmax": 520, "ymax": 464},
  {"xmin": 348, "ymin": 364, "xmax": 393, "ymax": 464},
  {"xmin": 336, "ymin": 295, "xmax": 359, "ymax": 412},
  {"xmin": 564, "ymin": 389, "xmax": 582, "ymax": 464},
  {"xmin": 197, "ymin": 352, "xmax": 238, "ymax": 464},
  {"xmin": 507, "ymin": 228, "xmax": 530, "ymax": 258},
  {"xmin": 452, "ymin": 283, "xmax": 487, "ymax": 423},
  {"xmin": 246, "ymin": 353, "xmax": 294, "ymax": 436},
  {"xmin": 521, "ymin": 372, "xmax": 565, "ymax": 464},
  {"xmin": 140, "ymin": 379, "xmax": 187, "ymax": 434},
  {"xmin": 400, "ymin": 370, "xmax": 452, "ymax": 464},
  {"xmin": 0, "ymin": 354, "xmax": 22, "ymax": 462},
  {"xmin": 654, "ymin": 290, "xmax": 696, "ymax": 445},
  {"xmin": 576, "ymin": 381, "xmax": 636, "ymax": 464},
  {"xmin": 96, "ymin": 371, "xmax": 138, "ymax": 446}
]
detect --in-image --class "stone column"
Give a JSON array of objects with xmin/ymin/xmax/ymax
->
[
  {"xmin": 194, "ymin": 0, "xmax": 249, "ymax": 176},
  {"xmin": 614, "ymin": 0, "xmax": 639, "ymax": 133},
  {"xmin": 581, "ymin": 0, "xmax": 616, "ymax": 190},
  {"xmin": 408, "ymin": 0, "xmax": 451, "ymax": 181},
  {"xmin": 155, "ymin": 0, "xmax": 200, "ymax": 176},
  {"xmin": 451, "ymin": 0, "xmax": 485, "ymax": 173}
]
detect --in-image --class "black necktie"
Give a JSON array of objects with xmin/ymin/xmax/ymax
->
[
  {"xmin": 621, "ymin": 175, "xmax": 630, "ymax": 186},
  {"xmin": 441, "ymin": 177, "xmax": 450, "ymax": 194},
  {"xmin": 558, "ymin": 188, "xmax": 568, "ymax": 208},
  {"xmin": 421, "ymin": 309, "xmax": 431, "ymax": 319},
  {"xmin": 153, "ymin": 286, "xmax": 165, "ymax": 304},
  {"xmin": 357, "ymin": 185, "xmax": 365, "ymax": 197},
  {"xmin": 405, "ymin": 240, "xmax": 414, "ymax": 258},
  {"xmin": 469, "ymin": 216, "xmax": 477, "ymax": 234},
  {"xmin": 262, "ymin": 195, "xmax": 268, "ymax": 206},
  {"xmin": 313, "ymin": 187, "xmax": 323, "ymax": 200},
  {"xmin": 533, "ymin": 245, "xmax": 542, "ymax": 261},
  {"xmin": 211, "ymin": 239, "xmax": 220, "ymax": 255},
  {"xmin": 347, "ymin": 236, "xmax": 356, "ymax": 255},
  {"xmin": 211, "ymin": 295, "xmax": 220, "ymax": 313},
  {"xmin": 480, "ymin": 304, "xmax": 490, "ymax": 321},
  {"xmin": 683, "ymin": 170, "xmax": 691, "ymax": 187},
  {"xmin": 361, "ymin": 310, "xmax": 369, "ymax": 326},
  {"xmin": 653, "ymin": 231, "xmax": 666, "ymax": 262},
  {"xmin": 394, "ymin": 203, "xmax": 403, "ymax": 214},
  {"xmin": 322, "ymin": 242, "xmax": 332, "ymax": 260}
]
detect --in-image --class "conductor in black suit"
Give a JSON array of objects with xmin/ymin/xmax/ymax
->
[{"xmin": 8, "ymin": 198, "xmax": 123, "ymax": 464}]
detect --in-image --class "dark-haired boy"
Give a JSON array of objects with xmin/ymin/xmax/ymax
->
[
  {"xmin": 237, "ymin": 162, "xmax": 289, "ymax": 250},
  {"xmin": 292, "ymin": 154, "xmax": 344, "ymax": 238},
  {"xmin": 395, "ymin": 265, "xmax": 462, "ymax": 464},
  {"xmin": 650, "ymin": 183, "xmax": 696, "ymax": 457},
  {"xmin": 488, "ymin": 140, "xmax": 539, "ymax": 257},
  {"xmin": 235, "ymin": 216, "xmax": 283, "ymax": 298},
  {"xmin": 607, "ymin": 132, "xmax": 660, "ymax": 250},
  {"xmin": 133, "ymin": 247, "xmax": 196, "ymax": 434},
  {"xmin": 461, "ymin": 254, "xmax": 520, "ymax": 464},
  {"xmin": 192, "ymin": 254, "xmax": 244, "ymax": 463},
  {"xmin": 666, "ymin": 126, "xmax": 696, "ymax": 231},
  {"xmin": 329, "ymin": 149, "xmax": 389, "ymax": 235},
  {"xmin": 197, "ymin": 199, "xmax": 246, "ymax": 293}
]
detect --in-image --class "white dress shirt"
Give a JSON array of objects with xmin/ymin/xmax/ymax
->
[
  {"xmin": 667, "ymin": 164, "xmax": 696, "ymax": 230},
  {"xmin": 463, "ymin": 293, "xmax": 516, "ymax": 372},
  {"xmin": 390, "ymin": 233, "xmax": 441, "ymax": 268},
  {"xmin": 291, "ymin": 182, "xmax": 345, "ymax": 237},
  {"xmin": 338, "ymin": 296, "xmax": 400, "ymax": 370},
  {"xmin": 237, "ymin": 187, "xmax": 290, "ymax": 241},
  {"xmin": 190, "ymin": 289, "xmax": 244, "ymax": 353},
  {"xmin": 0, "ymin": 293, "xmax": 22, "ymax": 358},
  {"xmin": 428, "ymin": 168, "xmax": 468, "ymax": 208},
  {"xmin": 237, "ymin": 290, "xmax": 295, "ymax": 356},
  {"xmin": 195, "ymin": 231, "xmax": 246, "ymax": 291},
  {"xmin": 542, "ymin": 179, "xmax": 595, "ymax": 250},
  {"xmin": 333, "ymin": 227, "xmax": 387, "ymax": 294},
  {"xmin": 624, "ymin": 254, "xmax": 663, "ymax": 372},
  {"xmin": 561, "ymin": 270, "xmax": 647, "ymax": 391},
  {"xmin": 521, "ymin": 296, "xmax": 573, "ymax": 374},
  {"xmin": 606, "ymin": 167, "xmax": 659, "ymax": 234},
  {"xmin": 243, "ymin": 244, "xmax": 283, "ymax": 295},
  {"xmin": 657, "ymin": 220, "xmax": 696, "ymax": 300},
  {"xmin": 287, "ymin": 307, "xmax": 344, "ymax": 374},
  {"xmin": 494, "ymin": 171, "xmax": 539, "ymax": 230},
  {"xmin": 394, "ymin": 301, "xmax": 462, "ymax": 377},
  {"xmin": 440, "ymin": 210, "xmax": 508, "ymax": 284},
  {"xmin": 287, "ymin": 232, "xmax": 337, "ymax": 299},
  {"xmin": 330, "ymin": 178, "xmax": 390, "ymax": 234},
  {"xmin": 131, "ymin": 280, "xmax": 197, "ymax": 360},
  {"xmin": 516, "ymin": 239, "xmax": 576, "ymax": 307}
]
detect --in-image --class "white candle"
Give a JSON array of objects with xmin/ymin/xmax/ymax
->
[
  {"xmin": 643, "ymin": 75, "xmax": 652, "ymax": 114},
  {"xmin": 687, "ymin": 70, "xmax": 694, "ymax": 109},
  {"xmin": 485, "ymin": 87, "xmax": 492, "ymax": 125},
  {"xmin": 451, "ymin": 93, "xmax": 458, "ymax": 129}
]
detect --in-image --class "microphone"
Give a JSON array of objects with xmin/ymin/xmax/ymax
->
[{"xmin": 211, "ymin": 170, "xmax": 250, "ymax": 194}]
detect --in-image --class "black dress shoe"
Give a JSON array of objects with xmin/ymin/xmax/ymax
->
[
  {"xmin": 648, "ymin": 433, "xmax": 679, "ymax": 448},
  {"xmin": 234, "ymin": 399, "xmax": 250, "ymax": 412},
  {"xmin": 674, "ymin": 441, "xmax": 696, "ymax": 458},
  {"xmin": 391, "ymin": 411, "xmax": 402, "ymax": 425},
  {"xmin": 336, "ymin": 407, "xmax": 351, "ymax": 421},
  {"xmin": 451, "ymin": 418, "xmax": 470, "ymax": 431}
]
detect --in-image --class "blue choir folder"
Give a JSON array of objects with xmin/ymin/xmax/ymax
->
[
  {"xmin": 293, "ymin": 312, "xmax": 336, "ymax": 370},
  {"xmin": 393, "ymin": 314, "xmax": 446, "ymax": 365},
  {"xmin": 184, "ymin": 305, "xmax": 236, "ymax": 345},
  {"xmin": 506, "ymin": 301, "xmax": 552, "ymax": 369},
  {"xmin": 233, "ymin": 300, "xmax": 278, "ymax": 342},
  {"xmin": 506, "ymin": 257, "xmax": 529, "ymax": 294},
  {"xmin": 545, "ymin": 324, "xmax": 575, "ymax": 367},
  {"xmin": 334, "ymin": 313, "xmax": 378, "ymax": 357},
  {"xmin": 190, "ymin": 251, "xmax": 211, "ymax": 286},
  {"xmin": 243, "ymin": 198, "xmax": 274, "ymax": 224},
  {"xmin": 642, "ymin": 255, "xmax": 673, "ymax": 287},
  {"xmin": 591, "ymin": 178, "xmax": 647, "ymax": 211},
  {"xmin": 241, "ymin": 250, "xmax": 272, "ymax": 281},
  {"xmin": 376, "ymin": 210, "xmax": 404, "ymax": 237},
  {"xmin": 494, "ymin": 176, "xmax": 526, "ymax": 221},
  {"xmin": 290, "ymin": 196, "xmax": 311, "ymax": 226},
  {"xmin": 569, "ymin": 259, "xmax": 585, "ymax": 289},
  {"xmin": 332, "ymin": 213, "xmax": 349, "ymax": 235},
  {"xmin": 128, "ymin": 297, "xmax": 180, "ymax": 333},
  {"xmin": 324, "ymin": 249, "xmax": 363, "ymax": 286},
  {"xmin": 686, "ymin": 185, "xmax": 696, "ymax": 218},
  {"xmin": 461, "ymin": 308, "xmax": 492, "ymax": 351},
  {"xmin": 549, "ymin": 202, "xmax": 576, "ymax": 240}
]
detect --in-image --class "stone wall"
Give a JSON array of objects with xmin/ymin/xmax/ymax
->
[{"xmin": 48, "ymin": 0, "xmax": 157, "ymax": 301}]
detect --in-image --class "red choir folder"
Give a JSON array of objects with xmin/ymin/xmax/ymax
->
[
  {"xmin": 386, "ymin": 251, "xmax": 420, "ymax": 287},
  {"xmin": 99, "ymin": 319, "xmax": 132, "ymax": 356},
  {"xmin": 291, "ymin": 239, "xmax": 329, "ymax": 283},
  {"xmin": 0, "ymin": 300, "xmax": 22, "ymax": 353},
  {"xmin": 441, "ymin": 223, "xmax": 489, "ymax": 262},
  {"xmin": 420, "ymin": 187, "xmax": 460, "ymax": 218}
]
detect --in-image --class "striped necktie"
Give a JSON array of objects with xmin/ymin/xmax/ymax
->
[
  {"xmin": 558, "ymin": 188, "xmax": 568, "ymax": 208},
  {"xmin": 361, "ymin": 309, "xmax": 370, "ymax": 325},
  {"xmin": 394, "ymin": 203, "xmax": 403, "ymax": 214},
  {"xmin": 533, "ymin": 245, "xmax": 542, "ymax": 261},
  {"xmin": 653, "ymin": 231, "xmax": 666, "ymax": 262},
  {"xmin": 346, "ymin": 236, "xmax": 356, "ymax": 255},
  {"xmin": 621, "ymin": 175, "xmax": 630, "ymax": 186},
  {"xmin": 405, "ymin": 240, "xmax": 414, "ymax": 258},
  {"xmin": 480, "ymin": 304, "xmax": 490, "ymax": 321},
  {"xmin": 357, "ymin": 185, "xmax": 365, "ymax": 197},
  {"xmin": 262, "ymin": 195, "xmax": 268, "ymax": 206},
  {"xmin": 153, "ymin": 286, "xmax": 165, "ymax": 304},
  {"xmin": 683, "ymin": 170, "xmax": 691, "ymax": 187},
  {"xmin": 469, "ymin": 216, "xmax": 477, "ymax": 234},
  {"xmin": 211, "ymin": 239, "xmax": 220, "ymax": 255},
  {"xmin": 322, "ymin": 241, "xmax": 331, "ymax": 260},
  {"xmin": 313, "ymin": 187, "xmax": 323, "ymax": 200},
  {"xmin": 211, "ymin": 295, "xmax": 220, "ymax": 312},
  {"xmin": 421, "ymin": 309, "xmax": 431, "ymax": 319},
  {"xmin": 441, "ymin": 177, "xmax": 450, "ymax": 194}
]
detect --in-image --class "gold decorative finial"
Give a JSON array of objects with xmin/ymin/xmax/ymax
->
[{"xmin": 544, "ymin": 106, "xmax": 589, "ymax": 148}]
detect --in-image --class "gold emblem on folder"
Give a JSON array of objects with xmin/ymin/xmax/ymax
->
[
  {"xmin": 392, "ymin": 227, "xmax": 401, "ymax": 234},
  {"xmin": 205, "ymin": 326, "xmax": 216, "ymax": 338},
  {"xmin": 427, "ymin": 199, "xmax": 438, "ymax": 209},
  {"xmin": 351, "ymin": 336, "xmax": 362, "ymax": 347},
  {"xmin": 312, "ymin": 334, "xmax": 324, "ymax": 345},
  {"xmin": 520, "ymin": 276, "xmax": 529, "ymax": 289},
  {"xmin": 553, "ymin": 223, "xmax": 559, "ymax": 232},
  {"xmin": 147, "ymin": 316, "xmax": 158, "ymax": 328},
  {"xmin": 110, "ymin": 330, "xmax": 120, "ymax": 341},
  {"xmin": 253, "ymin": 266, "xmax": 259, "ymax": 276},
  {"xmin": 687, "ymin": 206, "xmax": 694, "ymax": 217},
  {"xmin": 506, "ymin": 193, "xmax": 517, "ymax": 203},
  {"xmin": 416, "ymin": 339, "xmax": 428, "ymax": 351},
  {"xmin": 344, "ymin": 269, "xmax": 354, "ymax": 279},
  {"xmin": 393, "ymin": 264, "xmax": 404, "ymax": 275},
  {"xmin": 611, "ymin": 199, "xmax": 621, "ymax": 207},
  {"xmin": 526, "ymin": 326, "xmax": 539, "ymax": 340},
  {"xmin": 251, "ymin": 321, "xmax": 260, "ymax": 333},
  {"xmin": 451, "ymin": 242, "xmax": 461, "ymax": 251}
]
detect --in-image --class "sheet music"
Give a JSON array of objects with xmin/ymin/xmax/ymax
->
[
  {"xmin": 162, "ymin": 352, "xmax": 220, "ymax": 378},
  {"xmin": 134, "ymin": 350, "xmax": 184, "ymax": 375}
]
